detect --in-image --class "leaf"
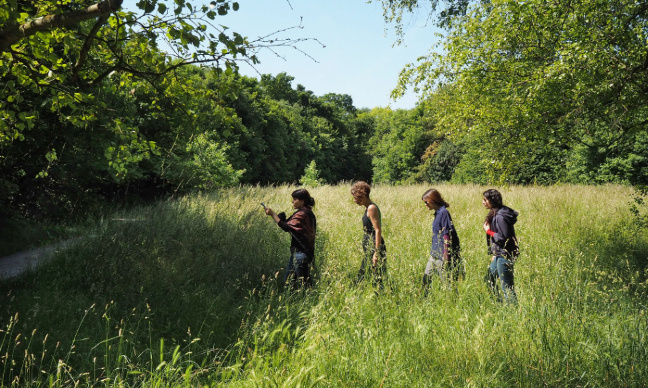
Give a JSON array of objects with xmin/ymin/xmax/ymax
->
[{"xmin": 45, "ymin": 149, "xmax": 57, "ymax": 162}]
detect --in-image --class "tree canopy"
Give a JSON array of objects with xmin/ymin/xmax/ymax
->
[
  {"xmin": 382, "ymin": 0, "xmax": 648, "ymax": 184},
  {"xmin": 2, "ymin": 0, "xmax": 648, "ymax": 222}
]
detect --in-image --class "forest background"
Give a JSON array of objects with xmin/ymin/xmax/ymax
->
[{"xmin": 1, "ymin": 0, "xmax": 648, "ymax": 234}]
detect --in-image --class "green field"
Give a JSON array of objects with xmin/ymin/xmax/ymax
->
[{"xmin": 1, "ymin": 184, "xmax": 647, "ymax": 386}]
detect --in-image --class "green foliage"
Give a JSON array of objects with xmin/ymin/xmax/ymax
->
[
  {"xmin": 1, "ymin": 50, "xmax": 376, "ymax": 219},
  {"xmin": 410, "ymin": 138, "xmax": 462, "ymax": 183},
  {"xmin": 369, "ymin": 105, "xmax": 447, "ymax": 184},
  {"xmin": 300, "ymin": 160, "xmax": 324, "ymax": 187},
  {"xmin": 389, "ymin": 0, "xmax": 648, "ymax": 185},
  {"xmin": 374, "ymin": 0, "xmax": 480, "ymax": 39},
  {"xmin": 221, "ymin": 73, "xmax": 372, "ymax": 185},
  {"xmin": 178, "ymin": 134, "xmax": 244, "ymax": 189},
  {"xmin": 5, "ymin": 0, "xmax": 648, "ymax": 225},
  {"xmin": 1, "ymin": 1, "xmax": 338, "ymax": 220},
  {"xmin": 0, "ymin": 0, "xmax": 254, "ymax": 147},
  {"xmin": 567, "ymin": 125, "xmax": 648, "ymax": 185},
  {"xmin": 630, "ymin": 185, "xmax": 648, "ymax": 231}
]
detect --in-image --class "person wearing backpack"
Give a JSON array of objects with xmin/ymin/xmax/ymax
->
[
  {"xmin": 265, "ymin": 189, "xmax": 317, "ymax": 288},
  {"xmin": 482, "ymin": 189, "xmax": 519, "ymax": 304}
]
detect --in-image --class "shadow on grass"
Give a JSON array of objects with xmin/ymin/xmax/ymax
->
[
  {"xmin": 574, "ymin": 219, "xmax": 648, "ymax": 295},
  {"xmin": 0, "ymin": 198, "xmax": 324, "ymax": 384}
]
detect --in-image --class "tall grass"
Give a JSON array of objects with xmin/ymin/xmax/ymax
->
[{"xmin": 1, "ymin": 184, "xmax": 647, "ymax": 386}]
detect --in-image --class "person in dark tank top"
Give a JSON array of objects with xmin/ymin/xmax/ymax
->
[{"xmin": 351, "ymin": 181, "xmax": 387, "ymax": 286}]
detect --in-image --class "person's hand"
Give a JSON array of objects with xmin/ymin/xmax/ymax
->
[
  {"xmin": 483, "ymin": 221, "xmax": 491, "ymax": 233},
  {"xmin": 491, "ymin": 256, "xmax": 496, "ymax": 262},
  {"xmin": 372, "ymin": 252, "xmax": 378, "ymax": 266},
  {"xmin": 265, "ymin": 207, "xmax": 274, "ymax": 216}
]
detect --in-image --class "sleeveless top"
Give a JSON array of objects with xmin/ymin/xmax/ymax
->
[{"xmin": 362, "ymin": 204, "xmax": 385, "ymax": 246}]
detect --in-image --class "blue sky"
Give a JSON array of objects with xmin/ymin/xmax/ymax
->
[{"xmin": 122, "ymin": 0, "xmax": 438, "ymax": 109}]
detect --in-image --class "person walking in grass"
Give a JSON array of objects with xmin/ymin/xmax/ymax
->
[
  {"xmin": 351, "ymin": 181, "xmax": 387, "ymax": 286},
  {"xmin": 264, "ymin": 189, "xmax": 317, "ymax": 288},
  {"xmin": 482, "ymin": 189, "xmax": 520, "ymax": 303},
  {"xmin": 421, "ymin": 188, "xmax": 462, "ymax": 292}
]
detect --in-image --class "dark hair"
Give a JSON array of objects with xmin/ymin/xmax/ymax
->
[
  {"xmin": 422, "ymin": 188, "xmax": 449, "ymax": 208},
  {"xmin": 483, "ymin": 189, "xmax": 503, "ymax": 223},
  {"xmin": 292, "ymin": 188, "xmax": 315, "ymax": 208},
  {"xmin": 351, "ymin": 181, "xmax": 371, "ymax": 198}
]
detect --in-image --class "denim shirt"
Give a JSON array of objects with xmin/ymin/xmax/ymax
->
[{"xmin": 430, "ymin": 206, "xmax": 460, "ymax": 259}]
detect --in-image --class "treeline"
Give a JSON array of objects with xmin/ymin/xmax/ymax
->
[
  {"xmin": 3, "ymin": 64, "xmax": 648, "ymax": 222},
  {"xmin": 370, "ymin": 104, "xmax": 648, "ymax": 186},
  {"xmin": 0, "ymin": 67, "xmax": 376, "ymax": 220},
  {"xmin": 3, "ymin": 0, "xmax": 648, "ymax": 223}
]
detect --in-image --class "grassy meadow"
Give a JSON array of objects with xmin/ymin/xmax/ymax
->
[{"xmin": 1, "ymin": 184, "xmax": 647, "ymax": 386}]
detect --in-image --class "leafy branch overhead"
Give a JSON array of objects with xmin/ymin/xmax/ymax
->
[
  {"xmin": 0, "ymin": 0, "xmax": 318, "ymax": 144},
  {"xmin": 0, "ymin": 0, "xmax": 124, "ymax": 52}
]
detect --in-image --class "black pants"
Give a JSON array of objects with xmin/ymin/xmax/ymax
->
[{"xmin": 357, "ymin": 236, "xmax": 387, "ymax": 286}]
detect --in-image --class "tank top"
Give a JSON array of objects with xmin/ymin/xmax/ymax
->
[{"xmin": 362, "ymin": 204, "xmax": 385, "ymax": 245}]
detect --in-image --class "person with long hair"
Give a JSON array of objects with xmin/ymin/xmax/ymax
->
[
  {"xmin": 265, "ymin": 189, "xmax": 317, "ymax": 288},
  {"xmin": 421, "ymin": 188, "xmax": 462, "ymax": 290},
  {"xmin": 351, "ymin": 181, "xmax": 387, "ymax": 285},
  {"xmin": 482, "ymin": 189, "xmax": 519, "ymax": 303}
]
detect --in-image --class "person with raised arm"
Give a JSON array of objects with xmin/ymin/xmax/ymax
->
[{"xmin": 264, "ymin": 189, "xmax": 317, "ymax": 288}]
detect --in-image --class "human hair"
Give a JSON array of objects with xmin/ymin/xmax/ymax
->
[
  {"xmin": 351, "ymin": 181, "xmax": 371, "ymax": 198},
  {"xmin": 422, "ymin": 188, "xmax": 450, "ymax": 208},
  {"xmin": 483, "ymin": 189, "xmax": 503, "ymax": 223},
  {"xmin": 292, "ymin": 188, "xmax": 315, "ymax": 208}
]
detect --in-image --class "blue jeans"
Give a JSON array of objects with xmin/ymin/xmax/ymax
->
[
  {"xmin": 284, "ymin": 251, "xmax": 311, "ymax": 288},
  {"xmin": 486, "ymin": 256, "xmax": 516, "ymax": 303}
]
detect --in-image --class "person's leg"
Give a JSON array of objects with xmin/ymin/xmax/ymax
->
[
  {"xmin": 423, "ymin": 255, "xmax": 436, "ymax": 286},
  {"xmin": 356, "ymin": 248, "xmax": 369, "ymax": 283},
  {"xmin": 496, "ymin": 256, "xmax": 517, "ymax": 304},
  {"xmin": 445, "ymin": 259, "xmax": 461, "ymax": 295},
  {"xmin": 293, "ymin": 252, "xmax": 310, "ymax": 288},
  {"xmin": 373, "ymin": 247, "xmax": 387, "ymax": 289},
  {"xmin": 485, "ymin": 257, "xmax": 501, "ymax": 301},
  {"xmin": 448, "ymin": 257, "xmax": 464, "ymax": 282},
  {"xmin": 284, "ymin": 252, "xmax": 296, "ymax": 287}
]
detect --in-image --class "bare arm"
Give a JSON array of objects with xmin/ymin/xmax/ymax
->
[
  {"xmin": 443, "ymin": 234, "xmax": 450, "ymax": 262},
  {"xmin": 367, "ymin": 204, "xmax": 382, "ymax": 265},
  {"xmin": 265, "ymin": 207, "xmax": 281, "ymax": 223}
]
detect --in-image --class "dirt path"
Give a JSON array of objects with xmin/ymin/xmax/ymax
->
[{"xmin": 0, "ymin": 238, "xmax": 81, "ymax": 280}]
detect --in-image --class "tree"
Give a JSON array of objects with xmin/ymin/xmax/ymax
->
[
  {"xmin": 386, "ymin": 0, "xmax": 648, "ymax": 183},
  {"xmin": 0, "ymin": 0, "xmax": 315, "ymax": 218},
  {"xmin": 300, "ymin": 160, "xmax": 324, "ymax": 187},
  {"xmin": 368, "ymin": 106, "xmax": 440, "ymax": 183},
  {"xmin": 1, "ymin": 0, "xmax": 316, "ymax": 163},
  {"xmin": 1, "ymin": 0, "xmax": 257, "ymax": 143},
  {"xmin": 373, "ymin": 0, "xmax": 482, "ymax": 38},
  {"xmin": 0, "ymin": 0, "xmax": 124, "ymax": 52}
]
